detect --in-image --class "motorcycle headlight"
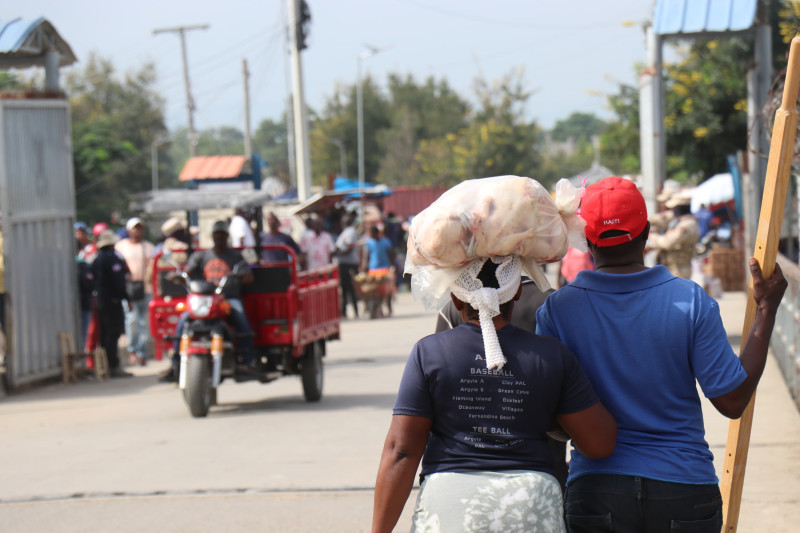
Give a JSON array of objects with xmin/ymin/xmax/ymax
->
[{"xmin": 188, "ymin": 295, "xmax": 213, "ymax": 317}]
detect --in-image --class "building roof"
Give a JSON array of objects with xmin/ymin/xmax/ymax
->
[
  {"xmin": 0, "ymin": 17, "xmax": 76, "ymax": 68},
  {"xmin": 653, "ymin": 0, "xmax": 758, "ymax": 37},
  {"xmin": 178, "ymin": 155, "xmax": 252, "ymax": 182}
]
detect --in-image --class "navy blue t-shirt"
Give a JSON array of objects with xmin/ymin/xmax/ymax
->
[
  {"xmin": 394, "ymin": 323, "xmax": 598, "ymax": 481},
  {"xmin": 260, "ymin": 231, "xmax": 301, "ymax": 263}
]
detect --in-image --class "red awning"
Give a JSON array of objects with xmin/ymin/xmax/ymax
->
[{"xmin": 178, "ymin": 155, "xmax": 251, "ymax": 182}]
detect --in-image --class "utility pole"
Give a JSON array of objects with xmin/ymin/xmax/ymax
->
[
  {"xmin": 153, "ymin": 24, "xmax": 209, "ymax": 158},
  {"xmin": 288, "ymin": 0, "xmax": 312, "ymax": 202},
  {"xmin": 242, "ymin": 58, "xmax": 252, "ymax": 160}
]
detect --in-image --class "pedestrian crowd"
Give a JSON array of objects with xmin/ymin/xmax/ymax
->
[{"xmin": 72, "ymin": 206, "xmax": 409, "ymax": 381}]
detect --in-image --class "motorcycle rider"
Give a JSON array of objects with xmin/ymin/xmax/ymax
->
[{"xmin": 168, "ymin": 221, "xmax": 257, "ymax": 378}]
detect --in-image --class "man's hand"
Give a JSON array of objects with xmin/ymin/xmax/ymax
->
[
  {"xmin": 127, "ymin": 300, "xmax": 133, "ymax": 312},
  {"xmin": 710, "ymin": 258, "xmax": 788, "ymax": 419},
  {"xmin": 750, "ymin": 258, "xmax": 787, "ymax": 317}
]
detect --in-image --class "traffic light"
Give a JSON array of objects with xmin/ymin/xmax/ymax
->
[{"xmin": 296, "ymin": 0, "xmax": 311, "ymax": 50}]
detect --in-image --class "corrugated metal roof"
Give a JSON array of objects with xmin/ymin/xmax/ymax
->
[
  {"xmin": 653, "ymin": 0, "xmax": 757, "ymax": 36},
  {"xmin": 178, "ymin": 155, "xmax": 251, "ymax": 181},
  {"xmin": 130, "ymin": 188, "xmax": 275, "ymax": 213},
  {"xmin": 0, "ymin": 17, "xmax": 76, "ymax": 67}
]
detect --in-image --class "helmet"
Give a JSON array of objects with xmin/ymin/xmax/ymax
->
[{"xmin": 92, "ymin": 222, "xmax": 109, "ymax": 237}]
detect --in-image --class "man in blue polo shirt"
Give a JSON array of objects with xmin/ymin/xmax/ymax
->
[{"xmin": 536, "ymin": 176, "xmax": 787, "ymax": 533}]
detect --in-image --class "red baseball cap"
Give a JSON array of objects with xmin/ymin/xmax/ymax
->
[
  {"xmin": 581, "ymin": 176, "xmax": 648, "ymax": 247},
  {"xmin": 92, "ymin": 222, "xmax": 109, "ymax": 237}
]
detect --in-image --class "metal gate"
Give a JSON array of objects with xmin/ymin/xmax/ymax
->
[{"xmin": 0, "ymin": 99, "xmax": 79, "ymax": 388}]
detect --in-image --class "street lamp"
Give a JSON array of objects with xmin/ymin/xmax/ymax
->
[
  {"xmin": 151, "ymin": 133, "xmax": 171, "ymax": 192},
  {"xmin": 329, "ymin": 138, "xmax": 347, "ymax": 178},
  {"xmin": 357, "ymin": 44, "xmax": 391, "ymax": 213}
]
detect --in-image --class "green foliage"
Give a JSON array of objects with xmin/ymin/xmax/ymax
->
[
  {"xmin": 253, "ymin": 115, "xmax": 291, "ymax": 183},
  {"xmin": 550, "ymin": 112, "xmax": 606, "ymax": 142},
  {"xmin": 0, "ymin": 72, "xmax": 21, "ymax": 91},
  {"xmin": 376, "ymin": 74, "xmax": 468, "ymax": 185},
  {"xmin": 310, "ymin": 75, "xmax": 390, "ymax": 186},
  {"xmin": 412, "ymin": 69, "xmax": 543, "ymax": 187},
  {"xmin": 67, "ymin": 55, "xmax": 167, "ymax": 223},
  {"xmin": 599, "ymin": 3, "xmax": 798, "ymax": 183},
  {"xmin": 599, "ymin": 83, "xmax": 641, "ymax": 175},
  {"xmin": 663, "ymin": 38, "xmax": 750, "ymax": 179}
]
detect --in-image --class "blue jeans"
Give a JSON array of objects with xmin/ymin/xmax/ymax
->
[
  {"xmin": 173, "ymin": 298, "xmax": 254, "ymax": 361},
  {"xmin": 124, "ymin": 296, "xmax": 151, "ymax": 356},
  {"xmin": 565, "ymin": 474, "xmax": 722, "ymax": 533}
]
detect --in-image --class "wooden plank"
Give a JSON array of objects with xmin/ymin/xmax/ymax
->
[{"xmin": 719, "ymin": 35, "xmax": 800, "ymax": 532}]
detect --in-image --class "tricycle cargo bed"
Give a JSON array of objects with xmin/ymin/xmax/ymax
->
[{"xmin": 242, "ymin": 261, "xmax": 340, "ymax": 355}]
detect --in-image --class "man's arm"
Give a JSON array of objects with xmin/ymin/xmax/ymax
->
[
  {"xmin": 372, "ymin": 415, "xmax": 431, "ymax": 533},
  {"xmin": 710, "ymin": 259, "xmax": 787, "ymax": 419},
  {"xmin": 232, "ymin": 253, "xmax": 255, "ymax": 285}
]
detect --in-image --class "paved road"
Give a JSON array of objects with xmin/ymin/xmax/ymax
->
[
  {"xmin": 1, "ymin": 289, "xmax": 798, "ymax": 532},
  {"xmin": 1, "ymin": 291, "xmax": 433, "ymax": 532}
]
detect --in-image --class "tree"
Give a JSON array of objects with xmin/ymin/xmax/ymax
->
[
  {"xmin": 599, "ymin": 83, "xmax": 641, "ymax": 175},
  {"xmin": 416, "ymin": 69, "xmax": 543, "ymax": 188},
  {"xmin": 599, "ymin": 2, "xmax": 798, "ymax": 184},
  {"xmin": 663, "ymin": 38, "xmax": 750, "ymax": 181},
  {"xmin": 67, "ymin": 55, "xmax": 167, "ymax": 223},
  {"xmin": 253, "ymin": 115, "xmax": 291, "ymax": 183},
  {"xmin": 309, "ymin": 76, "xmax": 390, "ymax": 186},
  {"xmin": 377, "ymin": 74, "xmax": 468, "ymax": 185},
  {"xmin": 550, "ymin": 112, "xmax": 606, "ymax": 143}
]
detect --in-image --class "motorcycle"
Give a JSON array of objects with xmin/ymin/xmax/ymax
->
[
  {"xmin": 154, "ymin": 244, "xmax": 339, "ymax": 418},
  {"xmin": 169, "ymin": 261, "xmax": 252, "ymax": 417}
]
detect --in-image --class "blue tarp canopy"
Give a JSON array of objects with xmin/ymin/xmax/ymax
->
[{"xmin": 291, "ymin": 177, "xmax": 391, "ymax": 215}]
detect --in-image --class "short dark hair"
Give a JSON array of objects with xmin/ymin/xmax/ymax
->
[{"xmin": 591, "ymin": 225, "xmax": 649, "ymax": 255}]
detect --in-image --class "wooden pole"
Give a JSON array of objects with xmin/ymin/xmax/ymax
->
[{"xmin": 719, "ymin": 35, "xmax": 800, "ymax": 532}]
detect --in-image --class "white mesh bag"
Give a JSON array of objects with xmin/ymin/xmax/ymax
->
[{"xmin": 450, "ymin": 256, "xmax": 522, "ymax": 370}]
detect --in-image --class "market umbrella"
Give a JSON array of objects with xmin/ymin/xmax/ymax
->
[{"xmin": 690, "ymin": 172, "xmax": 735, "ymax": 213}]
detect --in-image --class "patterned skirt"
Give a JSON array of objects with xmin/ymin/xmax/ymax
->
[{"xmin": 410, "ymin": 470, "xmax": 565, "ymax": 533}]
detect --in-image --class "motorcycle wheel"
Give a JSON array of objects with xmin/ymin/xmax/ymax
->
[
  {"xmin": 301, "ymin": 341, "xmax": 323, "ymax": 402},
  {"xmin": 184, "ymin": 356, "xmax": 212, "ymax": 417}
]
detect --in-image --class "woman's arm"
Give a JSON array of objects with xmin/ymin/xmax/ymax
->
[
  {"xmin": 372, "ymin": 415, "xmax": 431, "ymax": 533},
  {"xmin": 556, "ymin": 402, "xmax": 617, "ymax": 459}
]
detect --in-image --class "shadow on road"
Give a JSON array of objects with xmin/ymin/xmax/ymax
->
[
  {"xmin": 210, "ymin": 392, "xmax": 398, "ymax": 417},
  {"xmin": 0, "ymin": 371, "xmax": 171, "ymax": 405}
]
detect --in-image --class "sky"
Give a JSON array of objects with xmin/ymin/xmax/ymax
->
[{"xmin": 14, "ymin": 0, "xmax": 659, "ymax": 133}]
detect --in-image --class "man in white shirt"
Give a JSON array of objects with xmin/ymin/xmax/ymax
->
[
  {"xmin": 115, "ymin": 217, "xmax": 155, "ymax": 365},
  {"xmin": 228, "ymin": 207, "xmax": 256, "ymax": 248},
  {"xmin": 300, "ymin": 216, "xmax": 335, "ymax": 271}
]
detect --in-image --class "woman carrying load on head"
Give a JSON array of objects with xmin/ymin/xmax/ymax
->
[{"xmin": 372, "ymin": 176, "xmax": 618, "ymax": 533}]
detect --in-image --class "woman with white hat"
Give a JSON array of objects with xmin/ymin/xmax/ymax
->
[{"xmin": 90, "ymin": 231, "xmax": 133, "ymax": 378}]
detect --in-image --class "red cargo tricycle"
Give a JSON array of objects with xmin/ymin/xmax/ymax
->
[{"xmin": 149, "ymin": 244, "xmax": 340, "ymax": 417}]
